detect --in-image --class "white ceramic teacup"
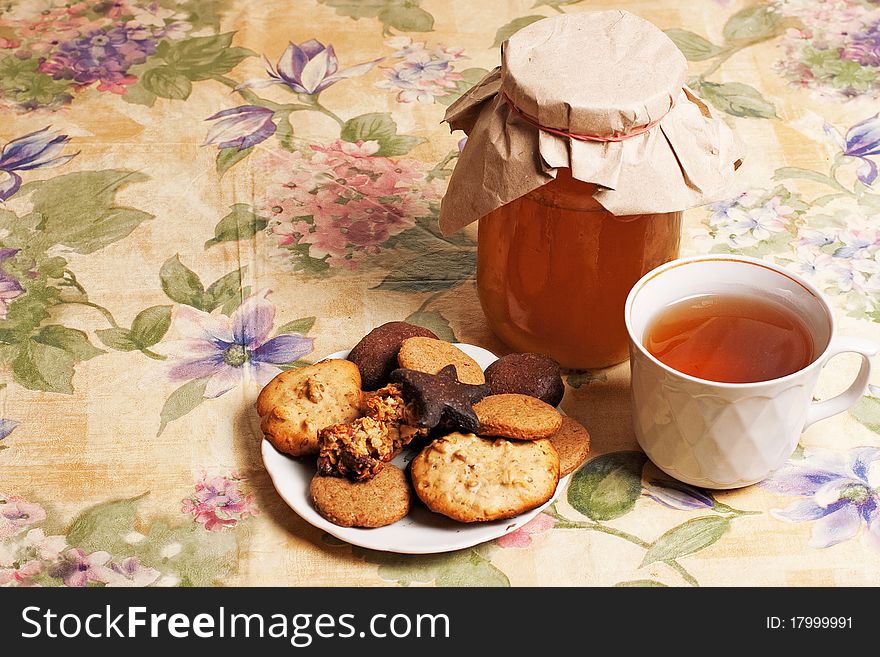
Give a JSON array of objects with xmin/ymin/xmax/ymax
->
[{"xmin": 625, "ymin": 255, "xmax": 878, "ymax": 489}]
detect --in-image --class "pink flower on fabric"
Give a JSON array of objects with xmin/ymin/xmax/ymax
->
[
  {"xmin": 0, "ymin": 494, "xmax": 47, "ymax": 539},
  {"xmin": 152, "ymin": 291, "xmax": 314, "ymax": 398},
  {"xmin": 496, "ymin": 514, "xmax": 555, "ymax": 549},
  {"xmin": 263, "ymin": 140, "xmax": 440, "ymax": 270},
  {"xmin": 49, "ymin": 548, "xmax": 112, "ymax": 587},
  {"xmin": 0, "ymin": 560, "xmax": 43, "ymax": 587},
  {"xmin": 182, "ymin": 474, "xmax": 258, "ymax": 531}
]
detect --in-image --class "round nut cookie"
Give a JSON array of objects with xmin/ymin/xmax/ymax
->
[
  {"xmin": 310, "ymin": 465, "xmax": 410, "ymax": 528},
  {"xmin": 484, "ymin": 353, "xmax": 565, "ymax": 407},
  {"xmin": 397, "ymin": 337, "xmax": 486, "ymax": 385},
  {"xmin": 411, "ymin": 432, "xmax": 560, "ymax": 523},
  {"xmin": 473, "ymin": 394, "xmax": 563, "ymax": 440},
  {"xmin": 348, "ymin": 321, "xmax": 438, "ymax": 390},
  {"xmin": 548, "ymin": 416, "xmax": 591, "ymax": 476},
  {"xmin": 256, "ymin": 359, "xmax": 362, "ymax": 457}
]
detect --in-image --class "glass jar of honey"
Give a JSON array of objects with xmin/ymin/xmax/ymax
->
[
  {"xmin": 477, "ymin": 170, "xmax": 681, "ymax": 369},
  {"xmin": 439, "ymin": 11, "xmax": 742, "ymax": 369}
]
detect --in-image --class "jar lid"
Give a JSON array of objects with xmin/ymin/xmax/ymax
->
[
  {"xmin": 501, "ymin": 11, "xmax": 686, "ymax": 139},
  {"xmin": 439, "ymin": 10, "xmax": 744, "ymax": 235}
]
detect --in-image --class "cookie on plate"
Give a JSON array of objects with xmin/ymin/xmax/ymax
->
[
  {"xmin": 484, "ymin": 353, "xmax": 565, "ymax": 407},
  {"xmin": 348, "ymin": 322, "xmax": 438, "ymax": 390},
  {"xmin": 411, "ymin": 432, "xmax": 560, "ymax": 523},
  {"xmin": 256, "ymin": 359, "xmax": 362, "ymax": 457},
  {"xmin": 310, "ymin": 464, "xmax": 410, "ymax": 528},
  {"xmin": 473, "ymin": 394, "xmax": 562, "ymax": 440},
  {"xmin": 548, "ymin": 416, "xmax": 591, "ymax": 476},
  {"xmin": 317, "ymin": 383, "xmax": 427, "ymax": 481},
  {"xmin": 390, "ymin": 365, "xmax": 491, "ymax": 433},
  {"xmin": 397, "ymin": 337, "xmax": 486, "ymax": 385}
]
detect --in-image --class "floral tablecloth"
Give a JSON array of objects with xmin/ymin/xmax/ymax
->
[{"xmin": 2, "ymin": 0, "xmax": 880, "ymax": 588}]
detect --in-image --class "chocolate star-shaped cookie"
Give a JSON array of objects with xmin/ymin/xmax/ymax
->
[{"xmin": 390, "ymin": 365, "xmax": 491, "ymax": 433}]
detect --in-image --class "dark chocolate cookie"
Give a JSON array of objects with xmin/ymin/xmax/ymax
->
[
  {"xmin": 347, "ymin": 321, "xmax": 438, "ymax": 390},
  {"xmin": 484, "ymin": 353, "xmax": 564, "ymax": 407},
  {"xmin": 390, "ymin": 365, "xmax": 491, "ymax": 433}
]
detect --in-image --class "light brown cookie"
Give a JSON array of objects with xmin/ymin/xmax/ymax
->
[
  {"xmin": 256, "ymin": 359, "xmax": 361, "ymax": 457},
  {"xmin": 310, "ymin": 464, "xmax": 410, "ymax": 528},
  {"xmin": 473, "ymin": 394, "xmax": 562, "ymax": 440},
  {"xmin": 548, "ymin": 416, "xmax": 591, "ymax": 476},
  {"xmin": 411, "ymin": 432, "xmax": 560, "ymax": 523},
  {"xmin": 397, "ymin": 337, "xmax": 486, "ymax": 385}
]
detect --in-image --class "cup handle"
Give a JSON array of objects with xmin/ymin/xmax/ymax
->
[{"xmin": 804, "ymin": 336, "xmax": 879, "ymax": 430}]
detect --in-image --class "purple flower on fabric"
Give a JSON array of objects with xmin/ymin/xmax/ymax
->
[
  {"xmin": 761, "ymin": 447, "xmax": 880, "ymax": 550},
  {"xmin": 0, "ymin": 247, "xmax": 24, "ymax": 318},
  {"xmin": 204, "ymin": 106, "xmax": 277, "ymax": 151},
  {"xmin": 0, "ymin": 419, "xmax": 18, "ymax": 440},
  {"xmin": 105, "ymin": 557, "xmax": 160, "ymax": 587},
  {"xmin": 154, "ymin": 291, "xmax": 314, "ymax": 398},
  {"xmin": 40, "ymin": 26, "xmax": 157, "ymax": 94},
  {"xmin": 825, "ymin": 114, "xmax": 880, "ymax": 186},
  {"xmin": 0, "ymin": 128, "xmax": 77, "ymax": 201},
  {"xmin": 49, "ymin": 548, "xmax": 113, "ymax": 587},
  {"xmin": 238, "ymin": 39, "xmax": 379, "ymax": 95},
  {"xmin": 642, "ymin": 478, "xmax": 715, "ymax": 510},
  {"xmin": 840, "ymin": 21, "xmax": 880, "ymax": 68}
]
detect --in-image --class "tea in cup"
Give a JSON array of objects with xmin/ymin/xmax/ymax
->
[{"xmin": 625, "ymin": 255, "xmax": 878, "ymax": 489}]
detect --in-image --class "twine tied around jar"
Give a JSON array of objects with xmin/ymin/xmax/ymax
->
[{"xmin": 500, "ymin": 91, "xmax": 669, "ymax": 143}]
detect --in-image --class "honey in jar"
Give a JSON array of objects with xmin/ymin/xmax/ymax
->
[
  {"xmin": 438, "ymin": 11, "xmax": 742, "ymax": 369},
  {"xmin": 478, "ymin": 170, "xmax": 681, "ymax": 368}
]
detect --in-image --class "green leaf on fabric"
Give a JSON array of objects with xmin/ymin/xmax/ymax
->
[
  {"xmin": 130, "ymin": 306, "xmax": 173, "ymax": 347},
  {"xmin": 205, "ymin": 268, "xmax": 245, "ymax": 313},
  {"xmin": 318, "ymin": 0, "xmax": 434, "ymax": 33},
  {"xmin": 163, "ymin": 32, "xmax": 234, "ymax": 69},
  {"xmin": 404, "ymin": 309, "xmax": 457, "ymax": 342},
  {"xmin": 0, "ymin": 284, "xmax": 58, "ymax": 345},
  {"xmin": 722, "ymin": 3, "xmax": 783, "ymax": 44},
  {"xmin": 664, "ymin": 29, "xmax": 725, "ymax": 61},
  {"xmin": 205, "ymin": 204, "xmax": 267, "ymax": 248},
  {"xmin": 141, "ymin": 66, "xmax": 192, "ymax": 100},
  {"xmin": 12, "ymin": 339, "xmax": 76, "ymax": 394},
  {"xmin": 374, "ymin": 250, "xmax": 476, "ymax": 292},
  {"xmin": 275, "ymin": 317, "xmax": 316, "ymax": 336},
  {"xmin": 96, "ymin": 327, "xmax": 140, "ymax": 352},
  {"xmin": 694, "ymin": 81, "xmax": 777, "ymax": 119},
  {"xmin": 22, "ymin": 170, "xmax": 152, "ymax": 254},
  {"xmin": 33, "ymin": 325, "xmax": 104, "ymax": 361},
  {"xmin": 352, "ymin": 546, "xmax": 509, "ymax": 587},
  {"xmin": 614, "ymin": 580, "xmax": 669, "ymax": 587},
  {"xmin": 567, "ymin": 451, "xmax": 648, "ymax": 521},
  {"xmin": 66, "ymin": 494, "xmax": 146, "ymax": 554},
  {"xmin": 158, "ymin": 377, "xmax": 210, "ymax": 437},
  {"xmin": 378, "ymin": 3, "xmax": 433, "ymax": 32},
  {"xmin": 216, "ymin": 147, "xmax": 253, "ymax": 179},
  {"xmin": 121, "ymin": 82, "xmax": 158, "ymax": 107},
  {"xmin": 220, "ymin": 285, "xmax": 249, "ymax": 315},
  {"xmin": 160, "ymin": 255, "xmax": 206, "ymax": 309},
  {"xmin": 851, "ymin": 395, "xmax": 880, "ymax": 433},
  {"xmin": 435, "ymin": 67, "xmax": 489, "ymax": 107},
  {"xmin": 641, "ymin": 516, "xmax": 730, "ymax": 567},
  {"xmin": 773, "ymin": 167, "xmax": 842, "ymax": 188},
  {"xmin": 493, "ymin": 15, "xmax": 544, "ymax": 48},
  {"xmin": 340, "ymin": 112, "xmax": 425, "ymax": 157}
]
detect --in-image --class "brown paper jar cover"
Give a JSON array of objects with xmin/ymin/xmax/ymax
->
[{"xmin": 438, "ymin": 10, "xmax": 744, "ymax": 235}]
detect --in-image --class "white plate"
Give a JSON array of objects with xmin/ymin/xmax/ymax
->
[{"xmin": 260, "ymin": 343, "xmax": 570, "ymax": 554}]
